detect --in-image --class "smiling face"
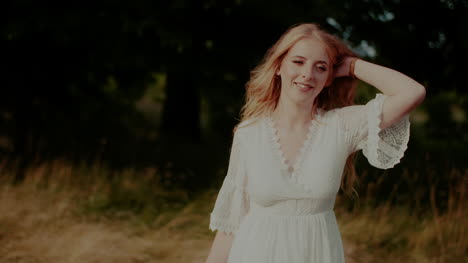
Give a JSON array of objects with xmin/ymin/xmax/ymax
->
[{"xmin": 276, "ymin": 37, "xmax": 332, "ymax": 107}]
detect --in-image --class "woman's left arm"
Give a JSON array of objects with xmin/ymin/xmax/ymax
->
[{"xmin": 353, "ymin": 59, "xmax": 426, "ymax": 130}]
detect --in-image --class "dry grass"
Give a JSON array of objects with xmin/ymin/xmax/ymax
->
[
  {"xmin": 0, "ymin": 161, "xmax": 466, "ymax": 263},
  {"xmin": 0, "ymin": 179, "xmax": 154, "ymax": 263},
  {"xmin": 337, "ymin": 169, "xmax": 467, "ymax": 263},
  {"xmin": 337, "ymin": 204, "xmax": 466, "ymax": 263}
]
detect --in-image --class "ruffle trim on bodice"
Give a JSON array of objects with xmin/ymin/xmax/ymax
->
[{"xmin": 265, "ymin": 109, "xmax": 324, "ymax": 191}]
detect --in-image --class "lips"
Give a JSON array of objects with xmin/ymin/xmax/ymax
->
[{"xmin": 294, "ymin": 82, "xmax": 314, "ymax": 92}]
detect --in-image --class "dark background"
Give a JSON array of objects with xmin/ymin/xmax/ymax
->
[{"xmin": 2, "ymin": 0, "xmax": 467, "ymax": 208}]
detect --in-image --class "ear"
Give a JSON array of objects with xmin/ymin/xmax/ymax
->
[{"xmin": 275, "ymin": 66, "xmax": 281, "ymax": 76}]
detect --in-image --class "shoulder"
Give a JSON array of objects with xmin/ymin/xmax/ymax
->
[
  {"xmin": 236, "ymin": 117, "xmax": 262, "ymax": 132},
  {"xmin": 332, "ymin": 94, "xmax": 388, "ymax": 118},
  {"xmin": 323, "ymin": 105, "xmax": 366, "ymax": 120},
  {"xmin": 320, "ymin": 106, "xmax": 367, "ymax": 133},
  {"xmin": 233, "ymin": 117, "xmax": 263, "ymax": 141}
]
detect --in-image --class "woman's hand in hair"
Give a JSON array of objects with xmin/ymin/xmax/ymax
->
[{"xmin": 333, "ymin": 56, "xmax": 358, "ymax": 79}]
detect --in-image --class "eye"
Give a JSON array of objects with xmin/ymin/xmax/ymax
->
[
  {"xmin": 317, "ymin": 65, "xmax": 327, "ymax": 72},
  {"xmin": 293, "ymin": 60, "xmax": 304, "ymax": 65}
]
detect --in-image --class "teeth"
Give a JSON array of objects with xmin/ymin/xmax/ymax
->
[{"xmin": 295, "ymin": 82, "xmax": 312, "ymax": 89}]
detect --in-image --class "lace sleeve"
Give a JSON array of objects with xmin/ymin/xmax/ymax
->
[
  {"xmin": 338, "ymin": 93, "xmax": 410, "ymax": 169},
  {"xmin": 209, "ymin": 129, "xmax": 250, "ymax": 235}
]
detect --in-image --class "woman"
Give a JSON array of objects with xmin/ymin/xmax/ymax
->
[{"xmin": 205, "ymin": 23, "xmax": 425, "ymax": 263}]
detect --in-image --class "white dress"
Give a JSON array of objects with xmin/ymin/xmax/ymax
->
[{"xmin": 209, "ymin": 93, "xmax": 410, "ymax": 263}]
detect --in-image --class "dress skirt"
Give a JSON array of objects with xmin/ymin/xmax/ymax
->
[{"xmin": 227, "ymin": 208, "xmax": 345, "ymax": 263}]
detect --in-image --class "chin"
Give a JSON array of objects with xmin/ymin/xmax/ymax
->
[{"xmin": 291, "ymin": 93, "xmax": 316, "ymax": 106}]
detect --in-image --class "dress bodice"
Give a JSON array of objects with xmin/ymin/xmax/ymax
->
[
  {"xmin": 209, "ymin": 93, "xmax": 410, "ymax": 235},
  {"xmin": 249, "ymin": 197, "xmax": 336, "ymax": 216}
]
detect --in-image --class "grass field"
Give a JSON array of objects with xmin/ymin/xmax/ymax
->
[{"xmin": 0, "ymin": 160, "xmax": 465, "ymax": 263}]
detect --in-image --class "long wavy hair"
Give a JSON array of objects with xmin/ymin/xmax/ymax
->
[{"xmin": 238, "ymin": 23, "xmax": 360, "ymax": 197}]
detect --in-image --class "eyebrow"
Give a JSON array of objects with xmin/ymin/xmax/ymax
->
[{"xmin": 291, "ymin": 55, "xmax": 328, "ymax": 65}]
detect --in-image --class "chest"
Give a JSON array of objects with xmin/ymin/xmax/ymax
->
[
  {"xmin": 274, "ymin": 125, "xmax": 309, "ymax": 169},
  {"xmin": 243, "ymin": 116, "xmax": 349, "ymax": 202}
]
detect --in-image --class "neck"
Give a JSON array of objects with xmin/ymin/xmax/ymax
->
[{"xmin": 272, "ymin": 96, "xmax": 317, "ymax": 130}]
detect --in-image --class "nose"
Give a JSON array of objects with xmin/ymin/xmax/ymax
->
[{"xmin": 301, "ymin": 66, "xmax": 315, "ymax": 81}]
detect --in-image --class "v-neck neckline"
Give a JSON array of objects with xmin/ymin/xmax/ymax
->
[{"xmin": 265, "ymin": 109, "xmax": 323, "ymax": 180}]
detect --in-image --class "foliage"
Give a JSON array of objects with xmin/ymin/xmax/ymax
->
[{"xmin": 1, "ymin": 0, "xmax": 466, "ymax": 188}]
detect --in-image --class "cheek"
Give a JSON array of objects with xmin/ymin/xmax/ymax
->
[
  {"xmin": 282, "ymin": 64, "xmax": 299, "ymax": 78},
  {"xmin": 319, "ymin": 71, "xmax": 331, "ymax": 83}
]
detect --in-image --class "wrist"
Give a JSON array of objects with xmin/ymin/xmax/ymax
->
[{"xmin": 349, "ymin": 58, "xmax": 358, "ymax": 79}]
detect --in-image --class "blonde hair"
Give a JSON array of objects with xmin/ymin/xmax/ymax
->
[{"xmin": 238, "ymin": 23, "xmax": 360, "ymax": 197}]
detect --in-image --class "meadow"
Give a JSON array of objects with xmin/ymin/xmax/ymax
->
[{"xmin": 0, "ymin": 160, "xmax": 465, "ymax": 263}]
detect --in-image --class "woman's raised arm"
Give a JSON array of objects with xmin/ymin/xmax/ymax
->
[{"xmin": 353, "ymin": 59, "xmax": 426, "ymax": 129}]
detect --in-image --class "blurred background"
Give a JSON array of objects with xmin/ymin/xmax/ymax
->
[{"xmin": 1, "ymin": 0, "xmax": 466, "ymax": 262}]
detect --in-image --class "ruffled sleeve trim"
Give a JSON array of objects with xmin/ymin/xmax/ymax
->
[
  {"xmin": 209, "ymin": 175, "xmax": 249, "ymax": 234},
  {"xmin": 208, "ymin": 128, "xmax": 250, "ymax": 234},
  {"xmin": 359, "ymin": 93, "xmax": 411, "ymax": 169},
  {"xmin": 209, "ymin": 215, "xmax": 237, "ymax": 235}
]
